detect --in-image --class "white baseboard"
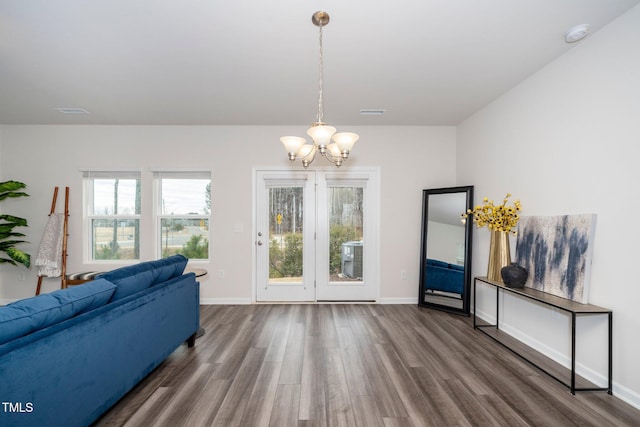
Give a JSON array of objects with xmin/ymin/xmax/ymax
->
[
  {"xmin": 1, "ymin": 297, "xmax": 419, "ymax": 306},
  {"xmin": 200, "ymin": 297, "xmax": 252, "ymax": 305},
  {"xmin": 612, "ymin": 381, "xmax": 640, "ymax": 411},
  {"xmin": 474, "ymin": 306, "xmax": 496, "ymax": 324},
  {"xmin": 199, "ymin": 298, "xmax": 418, "ymax": 305},
  {"xmin": 474, "ymin": 310, "xmax": 640, "ymax": 411},
  {"xmin": 377, "ymin": 297, "xmax": 418, "ymax": 304},
  {"xmin": 4, "ymin": 297, "xmax": 255, "ymax": 306}
]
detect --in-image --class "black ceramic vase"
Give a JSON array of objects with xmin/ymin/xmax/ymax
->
[{"xmin": 501, "ymin": 263, "xmax": 528, "ymax": 288}]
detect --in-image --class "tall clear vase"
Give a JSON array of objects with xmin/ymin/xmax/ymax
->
[{"xmin": 487, "ymin": 230, "xmax": 511, "ymax": 282}]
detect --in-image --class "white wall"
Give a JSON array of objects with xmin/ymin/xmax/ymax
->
[
  {"xmin": 426, "ymin": 221, "xmax": 466, "ymax": 265},
  {"xmin": 0, "ymin": 125, "xmax": 456, "ymax": 303},
  {"xmin": 458, "ymin": 5, "xmax": 640, "ymax": 407}
]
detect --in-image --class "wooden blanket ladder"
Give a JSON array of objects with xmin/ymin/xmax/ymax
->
[{"xmin": 35, "ymin": 187, "xmax": 69, "ymax": 295}]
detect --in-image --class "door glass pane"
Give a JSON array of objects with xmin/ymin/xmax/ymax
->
[
  {"xmin": 329, "ymin": 186, "xmax": 364, "ymax": 282},
  {"xmin": 269, "ymin": 187, "xmax": 304, "ymax": 283}
]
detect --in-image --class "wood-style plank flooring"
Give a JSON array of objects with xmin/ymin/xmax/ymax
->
[{"xmin": 94, "ymin": 304, "xmax": 640, "ymax": 426}]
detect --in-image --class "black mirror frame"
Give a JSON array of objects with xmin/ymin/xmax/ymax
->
[{"xmin": 418, "ymin": 185, "xmax": 474, "ymax": 316}]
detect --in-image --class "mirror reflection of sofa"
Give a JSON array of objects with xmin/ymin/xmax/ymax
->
[{"xmin": 425, "ymin": 258, "xmax": 464, "ymax": 295}]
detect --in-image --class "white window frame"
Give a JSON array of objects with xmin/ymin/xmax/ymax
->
[
  {"xmin": 153, "ymin": 171, "xmax": 211, "ymax": 261},
  {"xmin": 83, "ymin": 171, "xmax": 142, "ymax": 263}
]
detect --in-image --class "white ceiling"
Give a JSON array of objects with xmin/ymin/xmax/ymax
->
[{"xmin": 1, "ymin": 0, "xmax": 638, "ymax": 126}]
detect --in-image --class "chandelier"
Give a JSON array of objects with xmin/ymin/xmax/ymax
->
[{"xmin": 281, "ymin": 11, "xmax": 359, "ymax": 168}]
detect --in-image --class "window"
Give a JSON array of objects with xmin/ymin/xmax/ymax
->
[
  {"xmin": 155, "ymin": 172, "xmax": 211, "ymax": 260},
  {"xmin": 84, "ymin": 172, "xmax": 141, "ymax": 261}
]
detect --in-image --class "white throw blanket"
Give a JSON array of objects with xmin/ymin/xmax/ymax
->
[{"xmin": 35, "ymin": 213, "xmax": 65, "ymax": 277}]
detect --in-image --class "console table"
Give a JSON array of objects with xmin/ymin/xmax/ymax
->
[{"xmin": 473, "ymin": 276, "xmax": 612, "ymax": 395}]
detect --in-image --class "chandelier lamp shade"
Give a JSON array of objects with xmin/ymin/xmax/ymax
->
[{"xmin": 281, "ymin": 11, "xmax": 359, "ymax": 168}]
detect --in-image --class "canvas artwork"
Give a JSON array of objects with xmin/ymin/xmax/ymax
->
[{"xmin": 515, "ymin": 214, "xmax": 597, "ymax": 304}]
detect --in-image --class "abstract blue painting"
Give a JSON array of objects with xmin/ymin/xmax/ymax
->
[{"xmin": 515, "ymin": 214, "xmax": 597, "ymax": 304}]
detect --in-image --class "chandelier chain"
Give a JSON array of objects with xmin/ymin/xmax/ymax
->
[{"xmin": 317, "ymin": 23, "xmax": 324, "ymax": 124}]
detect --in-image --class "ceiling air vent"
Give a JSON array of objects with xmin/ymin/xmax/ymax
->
[
  {"xmin": 55, "ymin": 107, "xmax": 90, "ymax": 114},
  {"xmin": 359, "ymin": 109, "xmax": 386, "ymax": 116}
]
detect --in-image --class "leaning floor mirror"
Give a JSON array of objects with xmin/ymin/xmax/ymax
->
[{"xmin": 419, "ymin": 186, "xmax": 474, "ymax": 316}]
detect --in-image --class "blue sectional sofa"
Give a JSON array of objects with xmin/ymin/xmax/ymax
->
[
  {"xmin": 424, "ymin": 258, "xmax": 464, "ymax": 294},
  {"xmin": 0, "ymin": 255, "xmax": 199, "ymax": 427}
]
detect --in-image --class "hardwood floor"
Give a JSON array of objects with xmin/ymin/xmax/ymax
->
[{"xmin": 94, "ymin": 304, "xmax": 640, "ymax": 426}]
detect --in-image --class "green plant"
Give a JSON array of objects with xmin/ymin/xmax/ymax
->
[
  {"xmin": 0, "ymin": 181, "xmax": 31, "ymax": 267},
  {"xmin": 95, "ymin": 240, "xmax": 121, "ymax": 260},
  {"xmin": 281, "ymin": 233, "xmax": 303, "ymax": 277},
  {"xmin": 269, "ymin": 233, "xmax": 303, "ymax": 278},
  {"xmin": 178, "ymin": 234, "xmax": 209, "ymax": 259},
  {"xmin": 269, "ymin": 237, "xmax": 284, "ymax": 278}
]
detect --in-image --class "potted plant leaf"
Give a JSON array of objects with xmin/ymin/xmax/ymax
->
[{"xmin": 0, "ymin": 180, "xmax": 31, "ymax": 267}]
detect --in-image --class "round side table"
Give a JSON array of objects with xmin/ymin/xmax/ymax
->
[{"xmin": 185, "ymin": 268, "xmax": 208, "ymax": 339}]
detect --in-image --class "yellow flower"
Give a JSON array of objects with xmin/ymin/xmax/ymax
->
[{"xmin": 462, "ymin": 193, "xmax": 522, "ymax": 234}]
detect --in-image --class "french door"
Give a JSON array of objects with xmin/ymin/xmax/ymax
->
[
  {"xmin": 255, "ymin": 171, "xmax": 316, "ymax": 301},
  {"xmin": 255, "ymin": 169, "xmax": 379, "ymax": 302}
]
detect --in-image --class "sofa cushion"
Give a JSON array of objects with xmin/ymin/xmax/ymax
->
[
  {"xmin": 150, "ymin": 255, "xmax": 189, "ymax": 284},
  {"xmin": 52, "ymin": 279, "xmax": 118, "ymax": 313},
  {"xmin": 449, "ymin": 263, "xmax": 464, "ymax": 271},
  {"xmin": 0, "ymin": 278, "xmax": 117, "ymax": 345},
  {"xmin": 100, "ymin": 267, "xmax": 155, "ymax": 302},
  {"xmin": 101, "ymin": 254, "xmax": 189, "ymax": 302},
  {"xmin": 426, "ymin": 258, "xmax": 449, "ymax": 269}
]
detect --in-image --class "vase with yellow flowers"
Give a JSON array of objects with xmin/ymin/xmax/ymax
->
[{"xmin": 463, "ymin": 194, "xmax": 522, "ymax": 282}]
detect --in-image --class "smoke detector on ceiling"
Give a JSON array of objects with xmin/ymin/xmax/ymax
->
[{"xmin": 565, "ymin": 24, "xmax": 590, "ymax": 43}]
